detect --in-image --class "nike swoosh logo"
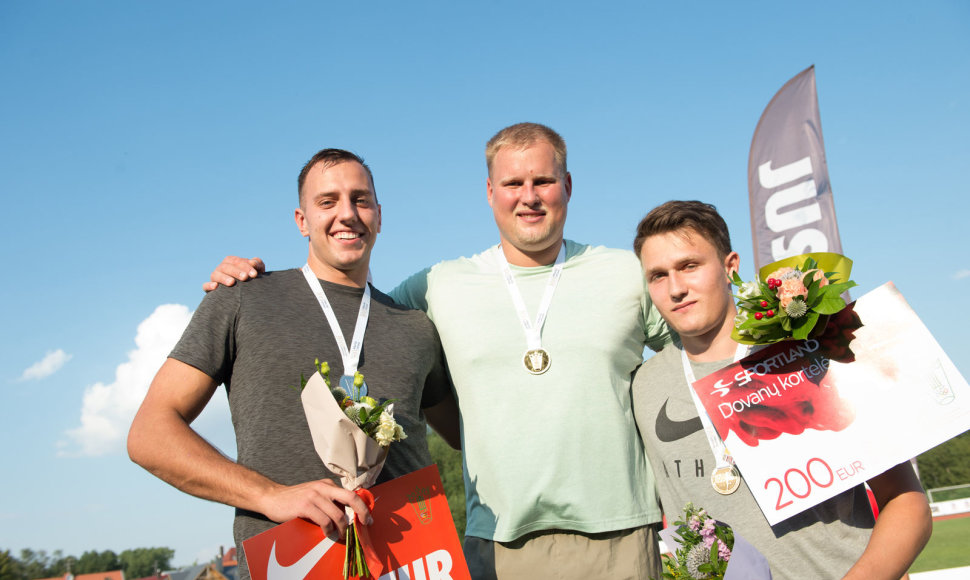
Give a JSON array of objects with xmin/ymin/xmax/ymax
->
[
  {"xmin": 655, "ymin": 399, "xmax": 703, "ymax": 442},
  {"xmin": 710, "ymin": 379, "xmax": 732, "ymax": 397},
  {"xmin": 267, "ymin": 536, "xmax": 336, "ymax": 580}
]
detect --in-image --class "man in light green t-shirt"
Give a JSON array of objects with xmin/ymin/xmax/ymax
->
[{"xmin": 208, "ymin": 124, "xmax": 671, "ymax": 580}]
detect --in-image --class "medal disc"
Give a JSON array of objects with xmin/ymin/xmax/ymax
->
[
  {"xmin": 711, "ymin": 465, "xmax": 741, "ymax": 495},
  {"xmin": 523, "ymin": 348, "xmax": 551, "ymax": 375}
]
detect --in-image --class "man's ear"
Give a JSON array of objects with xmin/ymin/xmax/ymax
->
[
  {"xmin": 486, "ymin": 177, "xmax": 494, "ymax": 208},
  {"xmin": 295, "ymin": 208, "xmax": 309, "ymax": 238},
  {"xmin": 724, "ymin": 251, "xmax": 740, "ymax": 281}
]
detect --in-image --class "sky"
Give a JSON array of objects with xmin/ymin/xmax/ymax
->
[{"xmin": 2, "ymin": 0, "xmax": 968, "ymax": 567}]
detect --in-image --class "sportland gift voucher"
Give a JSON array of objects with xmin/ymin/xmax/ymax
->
[{"xmin": 690, "ymin": 282, "xmax": 970, "ymax": 525}]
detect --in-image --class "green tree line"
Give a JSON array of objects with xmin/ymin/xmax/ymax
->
[
  {"xmin": 917, "ymin": 430, "xmax": 970, "ymax": 491},
  {"xmin": 0, "ymin": 547, "xmax": 173, "ymax": 580}
]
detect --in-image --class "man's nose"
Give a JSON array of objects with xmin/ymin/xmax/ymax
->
[
  {"xmin": 520, "ymin": 182, "xmax": 540, "ymax": 205},
  {"xmin": 669, "ymin": 272, "xmax": 688, "ymax": 299},
  {"xmin": 336, "ymin": 197, "xmax": 358, "ymax": 221}
]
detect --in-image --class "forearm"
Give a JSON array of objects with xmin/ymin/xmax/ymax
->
[
  {"xmin": 130, "ymin": 361, "xmax": 369, "ymax": 534},
  {"xmin": 842, "ymin": 466, "xmax": 932, "ymax": 580},
  {"xmin": 128, "ymin": 403, "xmax": 280, "ymax": 514}
]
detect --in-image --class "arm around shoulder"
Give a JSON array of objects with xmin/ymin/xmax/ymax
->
[
  {"xmin": 388, "ymin": 267, "xmax": 433, "ymax": 311},
  {"xmin": 841, "ymin": 461, "xmax": 932, "ymax": 580}
]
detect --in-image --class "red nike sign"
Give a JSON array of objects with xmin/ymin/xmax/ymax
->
[{"xmin": 244, "ymin": 465, "xmax": 470, "ymax": 580}]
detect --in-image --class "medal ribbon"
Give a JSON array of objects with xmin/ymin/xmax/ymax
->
[
  {"xmin": 301, "ymin": 264, "xmax": 370, "ymax": 378},
  {"xmin": 681, "ymin": 344, "xmax": 748, "ymax": 470},
  {"xmin": 495, "ymin": 243, "xmax": 566, "ymax": 352}
]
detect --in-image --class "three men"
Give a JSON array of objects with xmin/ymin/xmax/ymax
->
[
  {"xmin": 631, "ymin": 200, "xmax": 931, "ymax": 580},
  {"xmin": 211, "ymin": 124, "xmax": 672, "ymax": 579},
  {"xmin": 128, "ymin": 149, "xmax": 459, "ymax": 580}
]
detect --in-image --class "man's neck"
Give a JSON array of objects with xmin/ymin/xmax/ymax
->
[
  {"xmin": 306, "ymin": 257, "xmax": 368, "ymax": 288},
  {"xmin": 500, "ymin": 239, "xmax": 564, "ymax": 267},
  {"xmin": 681, "ymin": 309, "xmax": 739, "ymax": 363}
]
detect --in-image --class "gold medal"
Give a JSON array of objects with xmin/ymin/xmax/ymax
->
[
  {"xmin": 523, "ymin": 348, "xmax": 551, "ymax": 375},
  {"xmin": 711, "ymin": 465, "xmax": 741, "ymax": 495}
]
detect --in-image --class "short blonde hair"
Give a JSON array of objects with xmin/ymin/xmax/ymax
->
[{"xmin": 485, "ymin": 122, "xmax": 567, "ymax": 177}]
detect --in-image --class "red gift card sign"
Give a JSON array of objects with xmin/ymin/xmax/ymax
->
[
  {"xmin": 244, "ymin": 464, "xmax": 470, "ymax": 580},
  {"xmin": 690, "ymin": 283, "xmax": 970, "ymax": 525}
]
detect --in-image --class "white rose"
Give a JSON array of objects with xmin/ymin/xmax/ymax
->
[
  {"xmin": 375, "ymin": 420, "xmax": 397, "ymax": 446},
  {"xmin": 738, "ymin": 281, "xmax": 760, "ymax": 299}
]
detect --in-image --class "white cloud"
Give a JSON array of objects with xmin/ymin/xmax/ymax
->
[
  {"xmin": 61, "ymin": 304, "xmax": 193, "ymax": 457},
  {"xmin": 954, "ymin": 269, "xmax": 970, "ymax": 280},
  {"xmin": 19, "ymin": 349, "xmax": 73, "ymax": 381}
]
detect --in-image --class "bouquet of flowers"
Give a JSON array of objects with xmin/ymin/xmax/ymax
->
[
  {"xmin": 657, "ymin": 504, "xmax": 771, "ymax": 580},
  {"xmin": 296, "ymin": 359, "xmax": 406, "ymax": 579},
  {"xmin": 731, "ymin": 252, "xmax": 856, "ymax": 345},
  {"xmin": 659, "ymin": 504, "xmax": 734, "ymax": 579}
]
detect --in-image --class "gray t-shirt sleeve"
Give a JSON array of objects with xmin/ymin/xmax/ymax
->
[{"xmin": 169, "ymin": 285, "xmax": 239, "ymax": 386}]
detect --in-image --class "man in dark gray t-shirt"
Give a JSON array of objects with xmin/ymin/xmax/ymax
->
[{"xmin": 127, "ymin": 149, "xmax": 460, "ymax": 580}]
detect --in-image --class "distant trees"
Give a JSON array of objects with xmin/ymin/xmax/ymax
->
[
  {"xmin": 119, "ymin": 548, "xmax": 174, "ymax": 579},
  {"xmin": 0, "ymin": 547, "xmax": 174, "ymax": 580},
  {"xmin": 1, "ymin": 551, "xmax": 18, "ymax": 580},
  {"xmin": 918, "ymin": 430, "xmax": 970, "ymax": 491}
]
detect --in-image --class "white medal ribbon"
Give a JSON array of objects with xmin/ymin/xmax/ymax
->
[
  {"xmin": 495, "ymin": 243, "xmax": 566, "ymax": 353},
  {"xmin": 681, "ymin": 344, "xmax": 749, "ymax": 470},
  {"xmin": 301, "ymin": 264, "xmax": 370, "ymax": 392}
]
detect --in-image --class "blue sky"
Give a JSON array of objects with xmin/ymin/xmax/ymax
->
[{"xmin": 2, "ymin": 0, "xmax": 967, "ymax": 566}]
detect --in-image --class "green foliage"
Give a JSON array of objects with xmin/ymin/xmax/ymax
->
[
  {"xmin": 427, "ymin": 431, "xmax": 465, "ymax": 539},
  {"xmin": 120, "ymin": 547, "xmax": 175, "ymax": 579},
  {"xmin": 76, "ymin": 550, "xmax": 120, "ymax": 575},
  {"xmin": 918, "ymin": 431, "xmax": 970, "ymax": 489},
  {"xmin": 16, "ymin": 550, "xmax": 50, "ymax": 580},
  {"xmin": 0, "ymin": 551, "xmax": 17, "ymax": 580},
  {"xmin": 0, "ymin": 547, "xmax": 175, "ymax": 580}
]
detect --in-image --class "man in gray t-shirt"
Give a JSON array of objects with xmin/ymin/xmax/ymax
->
[
  {"xmin": 128, "ymin": 149, "xmax": 459, "ymax": 580},
  {"xmin": 630, "ymin": 200, "xmax": 931, "ymax": 580}
]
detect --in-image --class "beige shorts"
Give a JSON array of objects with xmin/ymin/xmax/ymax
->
[{"xmin": 463, "ymin": 525, "xmax": 662, "ymax": 580}]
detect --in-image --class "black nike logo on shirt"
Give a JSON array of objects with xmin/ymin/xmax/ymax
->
[{"xmin": 655, "ymin": 399, "xmax": 703, "ymax": 442}]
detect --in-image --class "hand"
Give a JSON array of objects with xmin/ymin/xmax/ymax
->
[
  {"xmin": 202, "ymin": 256, "xmax": 265, "ymax": 292},
  {"xmin": 259, "ymin": 478, "xmax": 373, "ymax": 538}
]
